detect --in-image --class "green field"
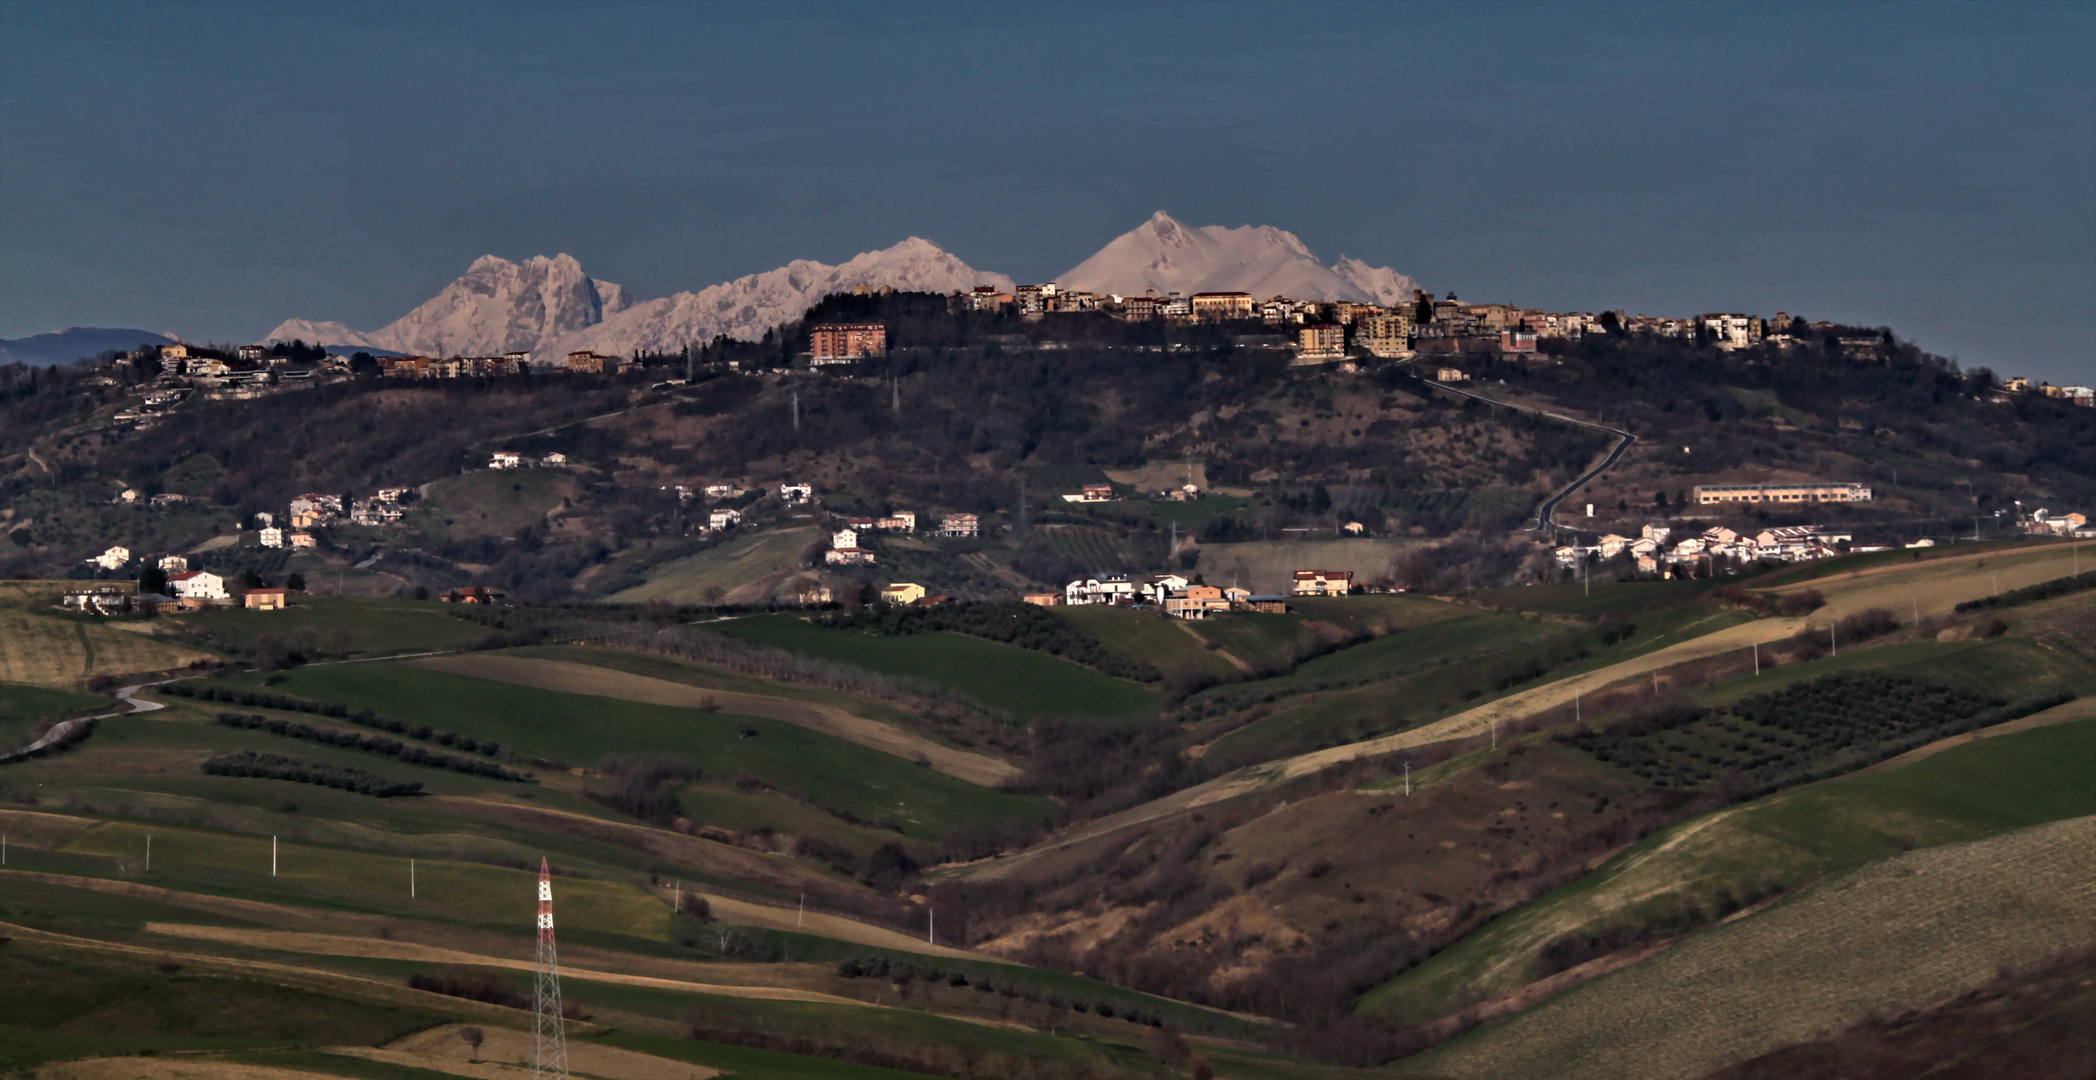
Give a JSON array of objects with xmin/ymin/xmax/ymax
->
[
  {"xmin": 177, "ymin": 594, "xmax": 492, "ymax": 657},
  {"xmin": 711, "ymin": 614, "xmax": 1164, "ymax": 720},
  {"xmin": 0, "ymin": 680, "xmax": 109, "ymax": 745},
  {"xmin": 1363, "ymin": 712, "xmax": 2096, "ymax": 1025},
  {"xmin": 1053, "ymin": 605, "xmax": 1242, "ymax": 680},
  {"xmin": 609, "ymin": 526, "xmax": 823, "ymax": 603},
  {"xmin": 256, "ymin": 664, "xmax": 1047, "ymax": 838}
]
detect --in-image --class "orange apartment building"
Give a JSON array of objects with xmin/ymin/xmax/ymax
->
[{"xmin": 811, "ymin": 323, "xmax": 888, "ymax": 364}]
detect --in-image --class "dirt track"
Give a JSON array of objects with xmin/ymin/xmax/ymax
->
[
  {"xmin": 143, "ymin": 921, "xmax": 873, "ymax": 1006},
  {"xmin": 409, "ymin": 653, "xmax": 1020, "ymax": 786}
]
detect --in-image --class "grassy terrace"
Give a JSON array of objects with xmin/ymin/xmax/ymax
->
[
  {"xmin": 711, "ymin": 614, "xmax": 1165, "ymax": 720},
  {"xmin": 245, "ymin": 665, "xmax": 1048, "ymax": 840}
]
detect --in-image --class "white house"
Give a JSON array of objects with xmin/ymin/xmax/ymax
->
[
  {"xmin": 709, "ymin": 508, "xmax": 742, "ymax": 530},
  {"xmin": 167, "ymin": 570, "xmax": 228, "ymax": 601},
  {"xmin": 92, "ymin": 546, "xmax": 132, "ymax": 570},
  {"xmin": 158, "ymin": 554, "xmax": 189, "ymax": 572},
  {"xmin": 542, "ymin": 452, "xmax": 568, "ymax": 466},
  {"xmin": 704, "ymin": 483, "xmax": 745, "ymax": 500},
  {"xmin": 832, "ymin": 527, "xmax": 860, "ymax": 550},
  {"xmin": 876, "ymin": 511, "xmax": 917, "ymax": 532},
  {"xmin": 1140, "ymin": 573, "xmax": 1191, "ymax": 605},
  {"xmin": 259, "ymin": 526, "xmax": 285, "ymax": 549},
  {"xmin": 1598, "ymin": 534, "xmax": 1631, "ymax": 559},
  {"xmin": 490, "ymin": 451, "xmax": 524, "ymax": 469},
  {"xmin": 780, "ymin": 483, "xmax": 813, "ymax": 504},
  {"xmin": 1291, "ymin": 569, "xmax": 1354, "ymax": 597},
  {"xmin": 1064, "ymin": 573, "xmax": 1138, "ymax": 606}
]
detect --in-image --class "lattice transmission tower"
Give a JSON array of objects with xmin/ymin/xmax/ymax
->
[{"xmin": 532, "ymin": 857, "xmax": 570, "ymax": 1079}]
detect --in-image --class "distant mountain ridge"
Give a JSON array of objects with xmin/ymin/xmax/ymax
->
[
  {"xmin": 1055, "ymin": 211, "xmax": 1419, "ymax": 305},
  {"xmin": 0, "ymin": 327, "xmax": 178, "ymax": 367},
  {"xmin": 258, "ymin": 214, "xmax": 1414, "ymax": 358},
  {"xmin": 265, "ymin": 254, "xmax": 631, "ymax": 358}
]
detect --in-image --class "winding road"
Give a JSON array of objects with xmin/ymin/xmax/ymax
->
[
  {"xmin": 1418, "ymin": 376, "xmax": 1637, "ymax": 532},
  {"xmin": 0, "ymin": 680, "xmax": 167, "ymax": 765}
]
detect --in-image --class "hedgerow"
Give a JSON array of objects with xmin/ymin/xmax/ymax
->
[
  {"xmin": 215, "ymin": 712, "xmax": 528, "ymax": 781},
  {"xmin": 162, "ymin": 682, "xmax": 505, "ymax": 758},
  {"xmin": 1955, "ymin": 569, "xmax": 2096, "ymax": 612},
  {"xmin": 201, "ymin": 750, "xmax": 423, "ymax": 797}
]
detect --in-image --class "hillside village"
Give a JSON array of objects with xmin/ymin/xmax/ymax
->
[{"xmin": 12, "ymin": 270, "xmax": 2093, "ymax": 621}]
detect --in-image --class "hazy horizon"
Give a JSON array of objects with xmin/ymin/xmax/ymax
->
[{"xmin": 3, "ymin": 1, "xmax": 2091, "ymax": 382}]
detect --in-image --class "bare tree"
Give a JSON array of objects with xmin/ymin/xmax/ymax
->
[{"xmin": 458, "ymin": 1026, "xmax": 484, "ymax": 1062}]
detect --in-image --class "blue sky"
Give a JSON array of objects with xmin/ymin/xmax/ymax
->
[{"xmin": 3, "ymin": 1, "xmax": 2091, "ymax": 381}]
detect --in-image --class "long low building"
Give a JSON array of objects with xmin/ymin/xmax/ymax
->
[{"xmin": 1693, "ymin": 482, "xmax": 1872, "ymax": 506}]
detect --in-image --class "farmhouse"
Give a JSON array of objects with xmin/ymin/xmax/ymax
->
[
  {"xmin": 825, "ymin": 546, "xmax": 875, "ymax": 566},
  {"xmin": 167, "ymin": 570, "xmax": 229, "ymax": 603},
  {"xmin": 880, "ymin": 582, "xmax": 927, "ymax": 605},
  {"xmin": 289, "ymin": 531, "xmax": 317, "ymax": 549},
  {"xmin": 876, "ymin": 511, "xmax": 916, "ymax": 532},
  {"xmin": 158, "ymin": 554, "xmax": 189, "ymax": 572},
  {"xmin": 937, "ymin": 513, "xmax": 980, "ymax": 538},
  {"xmin": 244, "ymin": 587, "xmax": 289, "ymax": 611},
  {"xmin": 90, "ymin": 545, "xmax": 132, "ymax": 570},
  {"xmin": 259, "ymin": 527, "xmax": 285, "ymax": 549},
  {"xmin": 1021, "ymin": 591, "xmax": 1061, "ymax": 606},
  {"xmin": 709, "ymin": 508, "xmax": 742, "ymax": 530},
  {"xmin": 1062, "ymin": 484, "xmax": 1116, "ymax": 504},
  {"xmin": 780, "ymin": 483, "xmax": 814, "ymax": 504},
  {"xmin": 1292, "ymin": 569, "xmax": 1354, "ymax": 597},
  {"xmin": 490, "ymin": 451, "xmax": 524, "ymax": 469}
]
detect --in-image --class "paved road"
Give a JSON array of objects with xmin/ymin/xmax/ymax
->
[
  {"xmin": 0, "ymin": 680, "xmax": 168, "ymax": 764},
  {"xmin": 1419, "ymin": 377, "xmax": 1637, "ymax": 532}
]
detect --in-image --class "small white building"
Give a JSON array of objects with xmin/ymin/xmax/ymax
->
[
  {"xmin": 780, "ymin": 483, "xmax": 814, "ymax": 504},
  {"xmin": 876, "ymin": 511, "xmax": 917, "ymax": 532},
  {"xmin": 259, "ymin": 527, "xmax": 285, "ymax": 549},
  {"xmin": 490, "ymin": 451, "xmax": 524, "ymax": 469},
  {"xmin": 158, "ymin": 554, "xmax": 189, "ymax": 572},
  {"xmin": 709, "ymin": 508, "xmax": 742, "ymax": 530},
  {"xmin": 289, "ymin": 531, "xmax": 317, "ymax": 549},
  {"xmin": 832, "ymin": 527, "xmax": 860, "ymax": 550},
  {"xmin": 542, "ymin": 452, "xmax": 568, "ymax": 466},
  {"xmin": 93, "ymin": 546, "xmax": 132, "ymax": 570}
]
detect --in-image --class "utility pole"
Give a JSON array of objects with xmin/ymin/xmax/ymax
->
[
  {"xmin": 1753, "ymin": 642, "xmax": 1760, "ymax": 676},
  {"xmin": 411, "ymin": 859, "xmax": 416, "ymax": 899},
  {"xmin": 928, "ymin": 908, "xmax": 935, "ymax": 945},
  {"xmin": 145, "ymin": 832, "xmax": 150, "ymax": 873},
  {"xmin": 891, "ymin": 374, "xmax": 900, "ymax": 417},
  {"xmin": 1404, "ymin": 760, "xmax": 1412, "ymax": 796},
  {"xmin": 799, "ymin": 893, "xmax": 805, "ymax": 929},
  {"xmin": 1831, "ymin": 624, "xmax": 1838, "ymax": 657},
  {"xmin": 533, "ymin": 859, "xmax": 570, "ymax": 1079},
  {"xmin": 272, "ymin": 835, "xmax": 277, "ymax": 877},
  {"xmin": 1491, "ymin": 718, "xmax": 1498, "ymax": 749},
  {"xmin": 791, "ymin": 389, "xmax": 800, "ymax": 434}
]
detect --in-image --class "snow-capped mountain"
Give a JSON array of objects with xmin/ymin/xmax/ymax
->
[
  {"xmin": 264, "ymin": 254, "xmax": 631, "ymax": 356},
  {"xmin": 267, "ymin": 240, "xmax": 1009, "ymax": 359},
  {"xmin": 544, "ymin": 238, "xmax": 1012, "ymax": 357},
  {"xmin": 1056, "ymin": 211, "xmax": 1418, "ymax": 306}
]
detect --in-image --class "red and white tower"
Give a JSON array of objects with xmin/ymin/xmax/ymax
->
[{"xmin": 532, "ymin": 857, "xmax": 569, "ymax": 1079}]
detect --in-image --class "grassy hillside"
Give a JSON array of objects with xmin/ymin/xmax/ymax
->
[
  {"xmin": 1364, "ymin": 707, "xmax": 2096, "ymax": 1025},
  {"xmin": 0, "ymin": 580, "xmax": 213, "ymax": 687},
  {"xmin": 712, "ymin": 614, "xmax": 1164, "ymax": 720},
  {"xmin": 608, "ymin": 527, "xmax": 822, "ymax": 604},
  {"xmin": 402, "ymin": 464, "xmax": 577, "ymax": 540},
  {"xmin": 0, "ymin": 681, "xmax": 109, "ymax": 746},
  {"xmin": 175, "ymin": 594, "xmax": 492, "ymax": 659},
  {"xmin": 1403, "ymin": 814, "xmax": 2096, "ymax": 1080},
  {"xmin": 252, "ymin": 664, "xmax": 1048, "ymax": 840}
]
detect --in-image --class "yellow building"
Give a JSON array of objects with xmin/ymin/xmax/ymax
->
[
  {"xmin": 1189, "ymin": 292, "xmax": 1255, "ymax": 321},
  {"xmin": 1356, "ymin": 313, "xmax": 1412, "ymax": 358},
  {"xmin": 880, "ymin": 582, "xmax": 927, "ymax": 605}
]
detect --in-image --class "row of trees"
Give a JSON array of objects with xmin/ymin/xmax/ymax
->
[
  {"xmin": 215, "ymin": 712, "xmax": 527, "ymax": 781},
  {"xmin": 201, "ymin": 750, "xmax": 423, "ymax": 797}
]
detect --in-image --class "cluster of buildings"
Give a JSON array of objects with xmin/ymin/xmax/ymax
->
[
  {"xmin": 2027, "ymin": 509, "xmax": 2094, "ymax": 539},
  {"xmin": 820, "ymin": 510, "xmax": 977, "ymax": 566},
  {"xmin": 1022, "ymin": 567, "xmax": 1356, "ymax": 619},
  {"xmin": 1555, "ymin": 523, "xmax": 1857, "ymax": 576},
  {"xmin": 59, "ymin": 571, "xmax": 288, "ymax": 614},
  {"xmin": 1691, "ymin": 481, "xmax": 1873, "ymax": 507},
  {"xmin": 380, "ymin": 350, "xmax": 635, "ymax": 379}
]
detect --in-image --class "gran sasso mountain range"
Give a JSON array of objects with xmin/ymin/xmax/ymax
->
[{"xmin": 256, "ymin": 212, "xmax": 1418, "ymax": 361}]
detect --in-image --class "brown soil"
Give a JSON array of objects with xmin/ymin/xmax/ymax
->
[
  {"xmin": 408, "ymin": 654, "xmax": 1019, "ymax": 785},
  {"xmin": 368, "ymin": 1023, "xmax": 723, "ymax": 1079}
]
